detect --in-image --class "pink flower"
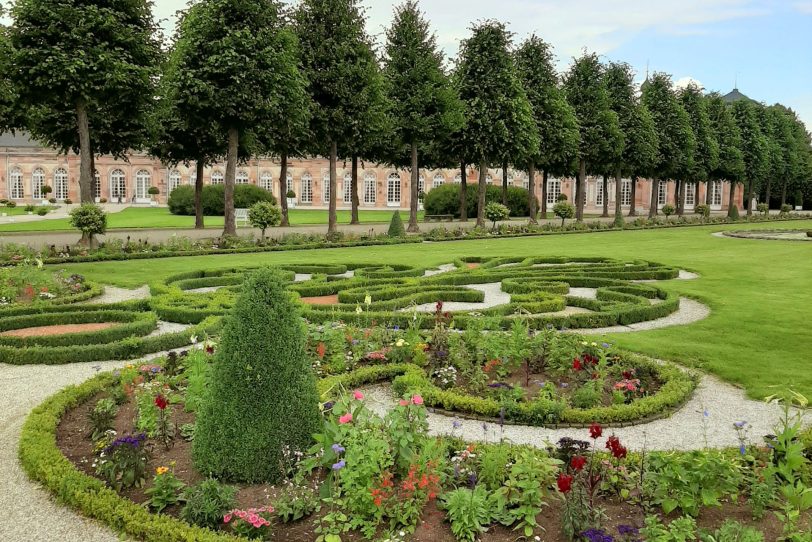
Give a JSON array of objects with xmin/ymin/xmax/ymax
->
[
  {"xmin": 399, "ymin": 399, "xmax": 409, "ymax": 406},
  {"xmin": 223, "ymin": 513, "xmax": 233, "ymax": 523},
  {"xmin": 339, "ymin": 413, "xmax": 353, "ymax": 424},
  {"xmin": 411, "ymin": 395, "xmax": 424, "ymax": 405},
  {"xmin": 247, "ymin": 513, "xmax": 259, "ymax": 524},
  {"xmin": 353, "ymin": 390, "xmax": 365, "ymax": 400}
]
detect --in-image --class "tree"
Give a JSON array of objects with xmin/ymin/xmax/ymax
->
[
  {"xmin": 641, "ymin": 73, "xmax": 695, "ymax": 218},
  {"xmin": 165, "ymin": 0, "xmax": 308, "ymax": 237},
  {"xmin": 69, "ymin": 203, "xmax": 107, "ymax": 247},
  {"xmin": 454, "ymin": 21, "xmax": 538, "ymax": 228},
  {"xmin": 248, "ymin": 201, "xmax": 282, "ymax": 240},
  {"xmin": 603, "ymin": 62, "xmax": 658, "ymax": 226},
  {"xmin": 0, "ymin": 19, "xmax": 22, "ymax": 133},
  {"xmin": 387, "ymin": 211, "xmax": 406, "ymax": 237},
  {"xmin": 10, "ymin": 0, "xmax": 160, "ymax": 203},
  {"xmin": 705, "ymin": 93, "xmax": 745, "ymax": 212},
  {"xmin": 514, "ymin": 35, "xmax": 580, "ymax": 222},
  {"xmin": 679, "ymin": 84, "xmax": 719, "ymax": 216},
  {"xmin": 295, "ymin": 0, "xmax": 387, "ymax": 234},
  {"xmin": 484, "ymin": 201, "xmax": 510, "ymax": 230},
  {"xmin": 193, "ymin": 268, "xmax": 321, "ymax": 483},
  {"xmin": 731, "ymin": 100, "xmax": 768, "ymax": 217},
  {"xmin": 382, "ymin": 1, "xmax": 463, "ymax": 232},
  {"xmin": 553, "ymin": 201, "xmax": 575, "ymax": 226},
  {"xmin": 563, "ymin": 52, "xmax": 622, "ymax": 221}
]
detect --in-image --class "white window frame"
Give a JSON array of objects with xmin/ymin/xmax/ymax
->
[
  {"xmin": 9, "ymin": 167, "xmax": 24, "ymax": 200},
  {"xmin": 657, "ymin": 181, "xmax": 667, "ymax": 208},
  {"xmin": 387, "ymin": 173, "xmax": 401, "ymax": 206},
  {"xmin": 596, "ymin": 181, "xmax": 604, "ymax": 207},
  {"xmin": 343, "ymin": 173, "xmax": 353, "ymax": 202},
  {"xmin": 322, "ymin": 174, "xmax": 331, "ymax": 203},
  {"xmin": 32, "ymin": 168, "xmax": 45, "ymax": 200},
  {"xmin": 259, "ymin": 171, "xmax": 273, "ymax": 192},
  {"xmin": 684, "ymin": 182, "xmax": 696, "ymax": 208},
  {"xmin": 168, "ymin": 169, "xmax": 182, "ymax": 194},
  {"xmin": 710, "ymin": 180, "xmax": 722, "ymax": 209},
  {"xmin": 300, "ymin": 173, "xmax": 313, "ymax": 203},
  {"xmin": 363, "ymin": 172, "xmax": 377, "ymax": 205},
  {"xmin": 92, "ymin": 171, "xmax": 101, "ymax": 201},
  {"xmin": 417, "ymin": 176, "xmax": 425, "ymax": 201},
  {"xmin": 453, "ymin": 174, "xmax": 461, "ymax": 184},
  {"xmin": 621, "ymin": 179, "xmax": 632, "ymax": 206},
  {"xmin": 546, "ymin": 178, "xmax": 561, "ymax": 206},
  {"xmin": 54, "ymin": 168, "xmax": 69, "ymax": 200},
  {"xmin": 210, "ymin": 170, "xmax": 224, "ymax": 185},
  {"xmin": 110, "ymin": 169, "xmax": 126, "ymax": 200},
  {"xmin": 236, "ymin": 169, "xmax": 249, "ymax": 184},
  {"xmin": 433, "ymin": 173, "xmax": 445, "ymax": 189},
  {"xmin": 135, "ymin": 169, "xmax": 151, "ymax": 201}
]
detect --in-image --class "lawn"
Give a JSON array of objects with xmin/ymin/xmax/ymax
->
[
  {"xmin": 59, "ymin": 219, "xmax": 812, "ymax": 402},
  {"xmin": 0, "ymin": 206, "xmax": 425, "ymax": 232}
]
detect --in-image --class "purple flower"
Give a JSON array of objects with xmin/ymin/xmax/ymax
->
[
  {"xmin": 617, "ymin": 525, "xmax": 639, "ymax": 536},
  {"xmin": 601, "ymin": 342, "xmax": 610, "ymax": 348},
  {"xmin": 734, "ymin": 421, "xmax": 747, "ymax": 428},
  {"xmin": 435, "ymin": 350, "xmax": 448, "ymax": 359},
  {"xmin": 322, "ymin": 401, "xmax": 334, "ymax": 411},
  {"xmin": 452, "ymin": 419, "xmax": 462, "ymax": 429},
  {"xmin": 467, "ymin": 471, "xmax": 478, "ymax": 488},
  {"xmin": 331, "ymin": 443, "xmax": 345, "ymax": 454},
  {"xmin": 487, "ymin": 382, "xmax": 512, "ymax": 389},
  {"xmin": 740, "ymin": 444, "xmax": 747, "ymax": 456},
  {"xmin": 351, "ymin": 339, "xmax": 359, "ymax": 345},
  {"xmin": 332, "ymin": 460, "xmax": 346, "ymax": 471},
  {"xmin": 560, "ymin": 382, "xmax": 569, "ymax": 388},
  {"xmin": 392, "ymin": 325, "xmax": 399, "ymax": 331},
  {"xmin": 581, "ymin": 529, "xmax": 614, "ymax": 542},
  {"xmin": 703, "ymin": 409, "xmax": 709, "ymax": 417}
]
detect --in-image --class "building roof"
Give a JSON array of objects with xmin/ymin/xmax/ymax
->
[
  {"xmin": 721, "ymin": 88, "xmax": 755, "ymax": 103},
  {"xmin": 0, "ymin": 131, "xmax": 42, "ymax": 148}
]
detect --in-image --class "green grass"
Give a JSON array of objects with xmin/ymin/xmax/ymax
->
[
  {"xmin": 0, "ymin": 204, "xmax": 57, "ymax": 217},
  {"xmin": 0, "ymin": 207, "xmax": 425, "ymax": 232},
  {"xmin": 59, "ymin": 220, "xmax": 812, "ymax": 402}
]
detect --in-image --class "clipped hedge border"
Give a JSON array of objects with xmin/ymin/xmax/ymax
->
[
  {"xmin": 19, "ymin": 372, "xmax": 245, "ymax": 542},
  {"xmin": 0, "ymin": 316, "xmax": 220, "ymax": 365},
  {"xmin": 722, "ymin": 230, "xmax": 812, "ymax": 242},
  {"xmin": 0, "ymin": 309, "xmax": 158, "ymax": 347}
]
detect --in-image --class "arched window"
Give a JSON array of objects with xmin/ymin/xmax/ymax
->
[
  {"xmin": 322, "ymin": 173, "xmax": 330, "ymax": 202},
  {"xmin": 259, "ymin": 171, "xmax": 273, "ymax": 192},
  {"xmin": 657, "ymin": 181, "xmax": 667, "ymax": 207},
  {"xmin": 684, "ymin": 183, "xmax": 696, "ymax": 208},
  {"xmin": 417, "ymin": 175, "xmax": 425, "ymax": 201},
  {"xmin": 343, "ymin": 172, "xmax": 353, "ymax": 202},
  {"xmin": 54, "ymin": 168, "xmax": 69, "ymax": 200},
  {"xmin": 363, "ymin": 172, "xmax": 376, "ymax": 204},
  {"xmin": 168, "ymin": 169, "xmax": 182, "ymax": 194},
  {"xmin": 92, "ymin": 170, "xmax": 101, "ymax": 200},
  {"xmin": 710, "ymin": 180, "xmax": 722, "ymax": 208},
  {"xmin": 454, "ymin": 174, "xmax": 461, "ymax": 184},
  {"xmin": 486, "ymin": 174, "xmax": 493, "ymax": 185},
  {"xmin": 546, "ymin": 178, "xmax": 561, "ymax": 205},
  {"xmin": 9, "ymin": 167, "xmax": 24, "ymax": 199},
  {"xmin": 210, "ymin": 170, "xmax": 224, "ymax": 184},
  {"xmin": 621, "ymin": 179, "xmax": 632, "ymax": 206},
  {"xmin": 135, "ymin": 169, "xmax": 151, "ymax": 200},
  {"xmin": 32, "ymin": 168, "xmax": 45, "ymax": 199},
  {"xmin": 300, "ymin": 173, "xmax": 313, "ymax": 203},
  {"xmin": 387, "ymin": 173, "xmax": 401, "ymax": 205},
  {"xmin": 236, "ymin": 169, "xmax": 249, "ymax": 184},
  {"xmin": 433, "ymin": 173, "xmax": 445, "ymax": 188},
  {"xmin": 189, "ymin": 169, "xmax": 197, "ymax": 186},
  {"xmin": 110, "ymin": 169, "xmax": 126, "ymax": 200}
]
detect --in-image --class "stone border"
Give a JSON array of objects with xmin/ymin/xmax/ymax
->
[{"xmin": 720, "ymin": 230, "xmax": 812, "ymax": 242}]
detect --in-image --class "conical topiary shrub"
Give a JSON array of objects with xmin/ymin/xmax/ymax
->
[
  {"xmin": 388, "ymin": 211, "xmax": 406, "ymax": 237},
  {"xmin": 192, "ymin": 267, "xmax": 321, "ymax": 483}
]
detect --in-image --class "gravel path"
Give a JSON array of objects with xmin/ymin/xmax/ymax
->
[
  {"xmin": 81, "ymin": 285, "xmax": 150, "ymax": 304},
  {"xmin": 358, "ymin": 375, "xmax": 811, "ymax": 451},
  {"xmin": 424, "ymin": 263, "xmax": 457, "ymax": 276},
  {"xmin": 578, "ymin": 298, "xmax": 709, "ymax": 335},
  {"xmin": 405, "ymin": 282, "xmax": 510, "ymax": 312}
]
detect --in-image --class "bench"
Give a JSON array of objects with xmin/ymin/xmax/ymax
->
[
  {"xmin": 235, "ymin": 208, "xmax": 249, "ymax": 227},
  {"xmin": 424, "ymin": 214, "xmax": 454, "ymax": 222}
]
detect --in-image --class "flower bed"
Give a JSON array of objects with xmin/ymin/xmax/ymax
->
[
  {"xmin": 0, "ymin": 261, "xmax": 99, "ymax": 308},
  {"xmin": 722, "ymin": 230, "xmax": 812, "ymax": 241}
]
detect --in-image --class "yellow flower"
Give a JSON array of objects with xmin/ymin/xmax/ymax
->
[
  {"xmin": 156, "ymin": 466, "xmax": 169, "ymax": 475},
  {"xmin": 364, "ymin": 294, "xmax": 372, "ymax": 306},
  {"xmin": 395, "ymin": 339, "xmax": 405, "ymax": 347}
]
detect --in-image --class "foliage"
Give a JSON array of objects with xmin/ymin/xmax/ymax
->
[
  {"xmin": 144, "ymin": 465, "xmax": 187, "ymax": 513},
  {"xmin": 168, "ymin": 184, "xmax": 276, "ymax": 216},
  {"xmin": 88, "ymin": 397, "xmax": 118, "ymax": 442},
  {"xmin": 680, "ymin": 84, "xmax": 720, "ymax": 184},
  {"xmin": 423, "ymin": 183, "xmax": 533, "ymax": 218},
  {"xmin": 273, "ymin": 482, "xmax": 320, "ymax": 522},
  {"xmin": 662, "ymin": 204, "xmax": 675, "ymax": 217},
  {"xmin": 248, "ymin": 201, "xmax": 281, "ymax": 239},
  {"xmin": 193, "ymin": 268, "xmax": 321, "ymax": 482},
  {"xmin": 441, "ymin": 486, "xmax": 492, "ymax": 542},
  {"xmin": 484, "ymin": 202, "xmax": 510, "ymax": 230},
  {"xmin": 180, "ymin": 478, "xmax": 237, "ymax": 530},
  {"xmin": 94, "ymin": 433, "xmax": 150, "ymax": 491},
  {"xmin": 700, "ymin": 519, "xmax": 765, "ymax": 542},
  {"xmin": 492, "ymin": 450, "xmax": 557, "ymax": 536},
  {"xmin": 695, "ymin": 203, "xmax": 711, "ymax": 218},
  {"xmin": 553, "ymin": 202, "xmax": 576, "ymax": 226},
  {"xmin": 706, "ymin": 93, "xmax": 745, "ymax": 184},
  {"xmin": 641, "ymin": 514, "xmax": 698, "ymax": 542},
  {"xmin": 388, "ymin": 211, "xmax": 406, "ymax": 238},
  {"xmin": 69, "ymin": 204, "xmax": 108, "ymax": 238}
]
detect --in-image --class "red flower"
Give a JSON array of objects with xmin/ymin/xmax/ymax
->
[
  {"xmin": 570, "ymin": 455, "xmax": 587, "ymax": 471},
  {"xmin": 435, "ymin": 301, "xmax": 443, "ymax": 312},
  {"xmin": 606, "ymin": 435, "xmax": 628, "ymax": 459},
  {"xmin": 205, "ymin": 344, "xmax": 214, "ymax": 354},
  {"xmin": 557, "ymin": 473, "xmax": 573, "ymax": 493},
  {"xmin": 316, "ymin": 342, "xmax": 326, "ymax": 359},
  {"xmin": 589, "ymin": 423, "xmax": 603, "ymax": 439},
  {"xmin": 573, "ymin": 358, "xmax": 583, "ymax": 371},
  {"xmin": 154, "ymin": 394, "xmax": 168, "ymax": 410}
]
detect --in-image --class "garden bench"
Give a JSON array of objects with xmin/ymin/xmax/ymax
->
[
  {"xmin": 423, "ymin": 214, "xmax": 454, "ymax": 222},
  {"xmin": 235, "ymin": 208, "xmax": 248, "ymax": 227}
]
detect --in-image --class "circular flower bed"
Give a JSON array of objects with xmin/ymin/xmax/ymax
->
[
  {"xmin": 722, "ymin": 230, "xmax": 812, "ymax": 242},
  {"xmin": 0, "ymin": 262, "xmax": 100, "ymax": 310}
]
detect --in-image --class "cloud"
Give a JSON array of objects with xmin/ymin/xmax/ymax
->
[
  {"xmin": 793, "ymin": 2, "xmax": 812, "ymax": 14},
  {"xmin": 675, "ymin": 76, "xmax": 704, "ymax": 90}
]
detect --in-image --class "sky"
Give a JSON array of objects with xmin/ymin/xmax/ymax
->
[{"xmin": 4, "ymin": 0, "xmax": 812, "ymax": 128}]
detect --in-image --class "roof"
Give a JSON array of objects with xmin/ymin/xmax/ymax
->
[
  {"xmin": 721, "ymin": 88, "xmax": 755, "ymax": 103},
  {"xmin": 0, "ymin": 131, "xmax": 42, "ymax": 148}
]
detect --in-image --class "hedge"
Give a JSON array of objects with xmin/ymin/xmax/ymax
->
[
  {"xmin": 0, "ymin": 309, "xmax": 158, "ymax": 347},
  {"xmin": 423, "ymin": 183, "xmax": 535, "ymax": 218},
  {"xmin": 168, "ymin": 184, "xmax": 276, "ymax": 216}
]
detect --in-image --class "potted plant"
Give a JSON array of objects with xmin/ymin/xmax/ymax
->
[
  {"xmin": 147, "ymin": 186, "xmax": 160, "ymax": 205},
  {"xmin": 286, "ymin": 189, "xmax": 297, "ymax": 209},
  {"xmin": 40, "ymin": 185, "xmax": 53, "ymax": 205}
]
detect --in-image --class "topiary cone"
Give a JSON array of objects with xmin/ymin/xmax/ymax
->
[{"xmin": 192, "ymin": 267, "xmax": 321, "ymax": 483}]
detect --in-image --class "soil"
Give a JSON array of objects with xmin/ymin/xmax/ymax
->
[
  {"xmin": 465, "ymin": 263, "xmax": 481, "ymax": 269},
  {"xmin": 55, "ymin": 391, "xmax": 805, "ymax": 542},
  {"xmin": 300, "ymin": 294, "xmax": 340, "ymax": 305},
  {"xmin": 0, "ymin": 322, "xmax": 121, "ymax": 337}
]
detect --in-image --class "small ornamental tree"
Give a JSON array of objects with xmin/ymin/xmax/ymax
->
[
  {"xmin": 69, "ymin": 203, "xmax": 107, "ymax": 247},
  {"xmin": 193, "ymin": 268, "xmax": 321, "ymax": 483},
  {"xmin": 661, "ymin": 204, "xmax": 675, "ymax": 219},
  {"xmin": 484, "ymin": 201, "xmax": 510, "ymax": 230},
  {"xmin": 553, "ymin": 201, "xmax": 575, "ymax": 227},
  {"xmin": 248, "ymin": 201, "xmax": 281, "ymax": 240},
  {"xmin": 387, "ymin": 211, "xmax": 406, "ymax": 238},
  {"xmin": 147, "ymin": 186, "xmax": 159, "ymax": 196},
  {"xmin": 40, "ymin": 185, "xmax": 52, "ymax": 199},
  {"xmin": 695, "ymin": 203, "xmax": 711, "ymax": 219}
]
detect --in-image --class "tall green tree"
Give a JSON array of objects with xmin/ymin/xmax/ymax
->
[
  {"xmin": 0, "ymin": 18, "xmax": 21, "ymax": 133},
  {"xmin": 563, "ymin": 52, "xmax": 622, "ymax": 221},
  {"xmin": 514, "ymin": 35, "xmax": 579, "ymax": 221},
  {"xmin": 603, "ymin": 62, "xmax": 658, "ymax": 225},
  {"xmin": 382, "ymin": 1, "xmax": 463, "ymax": 232},
  {"xmin": 731, "ymin": 99, "xmax": 767, "ymax": 217},
  {"xmin": 10, "ymin": 0, "xmax": 160, "ymax": 203},
  {"xmin": 778, "ymin": 105, "xmax": 812, "ymax": 206},
  {"xmin": 705, "ymin": 93, "xmax": 745, "ymax": 211},
  {"xmin": 295, "ymin": 0, "xmax": 387, "ymax": 234},
  {"xmin": 756, "ymin": 105, "xmax": 787, "ymax": 210},
  {"xmin": 679, "ymin": 84, "xmax": 719, "ymax": 215},
  {"xmin": 640, "ymin": 73, "xmax": 695, "ymax": 217},
  {"xmin": 454, "ymin": 21, "xmax": 538, "ymax": 227}
]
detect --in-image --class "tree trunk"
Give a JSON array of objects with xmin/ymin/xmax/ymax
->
[
  {"xmin": 76, "ymin": 100, "xmax": 93, "ymax": 203},
  {"xmin": 705, "ymin": 181, "xmax": 712, "ymax": 205},
  {"xmin": 781, "ymin": 178, "xmax": 787, "ymax": 205},
  {"xmin": 649, "ymin": 178, "xmax": 659, "ymax": 218},
  {"xmin": 459, "ymin": 161, "xmax": 468, "ymax": 221},
  {"xmin": 601, "ymin": 174, "xmax": 609, "ymax": 217},
  {"xmin": 676, "ymin": 179, "xmax": 684, "ymax": 216},
  {"xmin": 613, "ymin": 167, "xmax": 623, "ymax": 226},
  {"xmin": 501, "ymin": 160, "xmax": 508, "ymax": 205},
  {"xmin": 476, "ymin": 160, "xmax": 487, "ymax": 228},
  {"xmin": 628, "ymin": 176, "xmax": 637, "ymax": 216},
  {"xmin": 195, "ymin": 159, "xmax": 205, "ymax": 229},
  {"xmin": 765, "ymin": 178, "xmax": 772, "ymax": 209},
  {"xmin": 528, "ymin": 163, "xmax": 537, "ymax": 224},
  {"xmin": 541, "ymin": 170, "xmax": 548, "ymax": 218},
  {"xmin": 279, "ymin": 152, "xmax": 289, "ymax": 226},
  {"xmin": 223, "ymin": 127, "xmax": 238, "ymax": 236},
  {"xmin": 407, "ymin": 142, "xmax": 420, "ymax": 232},
  {"xmin": 746, "ymin": 178, "xmax": 754, "ymax": 216},
  {"xmin": 727, "ymin": 181, "xmax": 738, "ymax": 217},
  {"xmin": 328, "ymin": 140, "xmax": 338, "ymax": 234},
  {"xmin": 575, "ymin": 158, "xmax": 586, "ymax": 222},
  {"xmin": 350, "ymin": 155, "xmax": 359, "ymax": 224}
]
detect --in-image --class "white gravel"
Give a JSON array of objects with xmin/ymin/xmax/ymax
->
[
  {"xmin": 579, "ymin": 298, "xmax": 709, "ymax": 334},
  {"xmin": 358, "ymin": 375, "xmax": 811, "ymax": 451},
  {"xmin": 424, "ymin": 263, "xmax": 457, "ymax": 277},
  {"xmin": 294, "ymin": 273, "xmax": 312, "ymax": 282},
  {"xmin": 678, "ymin": 270, "xmax": 700, "ymax": 280},
  {"xmin": 331, "ymin": 269, "xmax": 355, "ymax": 279},
  {"xmin": 146, "ymin": 321, "xmax": 192, "ymax": 338},
  {"xmin": 568, "ymin": 287, "xmax": 597, "ymax": 299},
  {"xmin": 82, "ymin": 285, "xmax": 150, "ymax": 304},
  {"xmin": 405, "ymin": 282, "xmax": 510, "ymax": 312},
  {"xmin": 185, "ymin": 286, "xmax": 222, "ymax": 294}
]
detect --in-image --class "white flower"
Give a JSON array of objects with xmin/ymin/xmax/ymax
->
[
  {"xmin": 395, "ymin": 339, "xmax": 405, "ymax": 347},
  {"xmin": 190, "ymin": 335, "xmax": 198, "ymax": 344},
  {"xmin": 364, "ymin": 294, "xmax": 372, "ymax": 305},
  {"xmin": 35, "ymin": 257, "xmax": 44, "ymax": 268},
  {"xmin": 355, "ymin": 305, "xmax": 363, "ymax": 314}
]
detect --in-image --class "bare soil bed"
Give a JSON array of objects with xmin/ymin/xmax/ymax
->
[{"xmin": 0, "ymin": 322, "xmax": 121, "ymax": 337}]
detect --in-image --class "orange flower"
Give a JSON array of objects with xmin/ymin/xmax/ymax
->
[{"xmin": 316, "ymin": 342, "xmax": 326, "ymax": 359}]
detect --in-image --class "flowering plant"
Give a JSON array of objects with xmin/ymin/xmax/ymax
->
[
  {"xmin": 144, "ymin": 463, "xmax": 186, "ymax": 512},
  {"xmin": 224, "ymin": 506, "xmax": 274, "ymax": 539},
  {"xmin": 95, "ymin": 433, "xmax": 149, "ymax": 490}
]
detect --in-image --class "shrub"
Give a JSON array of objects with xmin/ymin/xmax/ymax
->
[
  {"xmin": 36, "ymin": 207, "xmax": 48, "ymax": 216},
  {"xmin": 64, "ymin": 198, "xmax": 73, "ymax": 205},
  {"xmin": 41, "ymin": 185, "xmax": 52, "ymax": 197},
  {"xmin": 553, "ymin": 202, "xmax": 575, "ymax": 226},
  {"xmin": 69, "ymin": 203, "xmax": 107, "ymax": 246},
  {"xmin": 728, "ymin": 204, "xmax": 739, "ymax": 220},
  {"xmin": 756, "ymin": 202, "xmax": 769, "ymax": 215},
  {"xmin": 781, "ymin": 203, "xmax": 792, "ymax": 215},
  {"xmin": 286, "ymin": 189, "xmax": 296, "ymax": 198},
  {"xmin": 423, "ymin": 183, "xmax": 533, "ymax": 218},
  {"xmin": 484, "ymin": 202, "xmax": 510, "ymax": 230},
  {"xmin": 388, "ymin": 211, "xmax": 406, "ymax": 237},
  {"xmin": 99, "ymin": 197, "xmax": 107, "ymax": 203},
  {"xmin": 6, "ymin": 200, "xmax": 16, "ymax": 208},
  {"xmin": 48, "ymin": 197, "xmax": 57, "ymax": 204},
  {"xmin": 180, "ymin": 479, "xmax": 237, "ymax": 530},
  {"xmin": 247, "ymin": 201, "xmax": 281, "ymax": 239},
  {"xmin": 24, "ymin": 204, "xmax": 35, "ymax": 212},
  {"xmin": 168, "ymin": 184, "xmax": 276, "ymax": 216},
  {"xmin": 662, "ymin": 204, "xmax": 675, "ymax": 217},
  {"xmin": 147, "ymin": 186, "xmax": 160, "ymax": 196},
  {"xmin": 193, "ymin": 268, "xmax": 321, "ymax": 483},
  {"xmin": 557, "ymin": 193, "xmax": 568, "ymax": 201},
  {"xmin": 695, "ymin": 203, "xmax": 710, "ymax": 218}
]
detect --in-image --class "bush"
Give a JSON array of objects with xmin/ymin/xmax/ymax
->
[
  {"xmin": 99, "ymin": 197, "xmax": 107, "ymax": 203},
  {"xmin": 388, "ymin": 211, "xmax": 406, "ymax": 237},
  {"xmin": 781, "ymin": 203, "xmax": 792, "ymax": 215},
  {"xmin": 557, "ymin": 193, "xmax": 568, "ymax": 201},
  {"xmin": 36, "ymin": 208, "xmax": 48, "ymax": 216},
  {"xmin": 24, "ymin": 204, "xmax": 35, "ymax": 212},
  {"xmin": 41, "ymin": 185, "xmax": 52, "ymax": 197},
  {"xmin": 423, "ymin": 183, "xmax": 534, "ymax": 219},
  {"xmin": 6, "ymin": 200, "xmax": 16, "ymax": 208},
  {"xmin": 147, "ymin": 186, "xmax": 159, "ymax": 196},
  {"xmin": 48, "ymin": 197, "xmax": 57, "ymax": 204},
  {"xmin": 168, "ymin": 184, "xmax": 276, "ymax": 216},
  {"xmin": 193, "ymin": 268, "xmax": 321, "ymax": 483},
  {"xmin": 247, "ymin": 201, "xmax": 281, "ymax": 239},
  {"xmin": 484, "ymin": 202, "xmax": 510, "ymax": 230},
  {"xmin": 180, "ymin": 479, "xmax": 237, "ymax": 530},
  {"xmin": 695, "ymin": 203, "xmax": 710, "ymax": 218},
  {"xmin": 661, "ymin": 204, "xmax": 675, "ymax": 217},
  {"xmin": 64, "ymin": 198, "xmax": 72, "ymax": 205},
  {"xmin": 553, "ymin": 202, "xmax": 575, "ymax": 226},
  {"xmin": 286, "ymin": 189, "xmax": 296, "ymax": 198},
  {"xmin": 756, "ymin": 202, "xmax": 769, "ymax": 215},
  {"xmin": 69, "ymin": 204, "xmax": 107, "ymax": 246}
]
